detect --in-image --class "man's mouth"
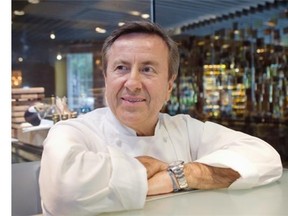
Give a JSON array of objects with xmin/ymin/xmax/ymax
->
[{"xmin": 121, "ymin": 97, "xmax": 146, "ymax": 103}]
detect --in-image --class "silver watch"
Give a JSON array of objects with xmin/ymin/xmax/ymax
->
[{"xmin": 168, "ymin": 160, "xmax": 189, "ymax": 190}]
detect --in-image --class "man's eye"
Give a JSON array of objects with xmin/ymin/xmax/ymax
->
[
  {"xmin": 141, "ymin": 66, "xmax": 154, "ymax": 73},
  {"xmin": 116, "ymin": 65, "xmax": 129, "ymax": 72}
]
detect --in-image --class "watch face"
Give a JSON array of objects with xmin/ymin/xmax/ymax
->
[{"xmin": 169, "ymin": 160, "xmax": 184, "ymax": 167}]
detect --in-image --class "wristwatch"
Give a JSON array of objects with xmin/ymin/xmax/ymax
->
[{"xmin": 168, "ymin": 160, "xmax": 189, "ymax": 191}]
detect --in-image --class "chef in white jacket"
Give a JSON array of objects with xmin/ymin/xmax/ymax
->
[{"xmin": 39, "ymin": 21, "xmax": 283, "ymax": 215}]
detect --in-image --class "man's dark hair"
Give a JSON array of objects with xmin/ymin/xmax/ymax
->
[{"xmin": 101, "ymin": 21, "xmax": 179, "ymax": 80}]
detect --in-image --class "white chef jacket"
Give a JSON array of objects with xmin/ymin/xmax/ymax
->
[{"xmin": 39, "ymin": 107, "xmax": 283, "ymax": 215}]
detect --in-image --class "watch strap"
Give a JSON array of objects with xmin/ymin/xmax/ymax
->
[
  {"xmin": 168, "ymin": 160, "xmax": 189, "ymax": 190},
  {"xmin": 167, "ymin": 170, "xmax": 180, "ymax": 192}
]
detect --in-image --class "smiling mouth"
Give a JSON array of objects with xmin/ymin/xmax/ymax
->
[{"xmin": 121, "ymin": 97, "xmax": 146, "ymax": 103}]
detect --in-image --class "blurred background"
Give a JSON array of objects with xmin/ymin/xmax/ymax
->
[{"xmin": 11, "ymin": 0, "xmax": 288, "ymax": 166}]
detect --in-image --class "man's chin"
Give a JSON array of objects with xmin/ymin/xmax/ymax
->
[{"xmin": 118, "ymin": 112, "xmax": 146, "ymax": 124}]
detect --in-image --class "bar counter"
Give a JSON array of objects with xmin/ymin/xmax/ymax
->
[{"xmin": 101, "ymin": 169, "xmax": 288, "ymax": 216}]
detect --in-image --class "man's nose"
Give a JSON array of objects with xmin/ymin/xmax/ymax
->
[{"xmin": 124, "ymin": 68, "xmax": 142, "ymax": 92}]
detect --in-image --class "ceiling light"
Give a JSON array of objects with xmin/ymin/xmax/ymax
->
[
  {"xmin": 141, "ymin": 14, "xmax": 150, "ymax": 19},
  {"xmin": 56, "ymin": 54, "xmax": 62, "ymax": 60},
  {"xmin": 13, "ymin": 10, "xmax": 25, "ymax": 16},
  {"xmin": 28, "ymin": 0, "xmax": 40, "ymax": 4},
  {"xmin": 118, "ymin": 22, "xmax": 125, "ymax": 26},
  {"xmin": 129, "ymin": 11, "xmax": 141, "ymax": 16},
  {"xmin": 95, "ymin": 27, "xmax": 106, "ymax": 34},
  {"xmin": 50, "ymin": 32, "xmax": 56, "ymax": 39}
]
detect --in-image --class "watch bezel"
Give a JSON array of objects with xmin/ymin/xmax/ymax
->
[{"xmin": 168, "ymin": 160, "xmax": 184, "ymax": 168}]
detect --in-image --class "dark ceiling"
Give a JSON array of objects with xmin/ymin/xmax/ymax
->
[{"xmin": 12, "ymin": 0, "xmax": 288, "ymax": 64}]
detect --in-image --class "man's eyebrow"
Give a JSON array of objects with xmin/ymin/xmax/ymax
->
[
  {"xmin": 141, "ymin": 60, "xmax": 159, "ymax": 66},
  {"xmin": 111, "ymin": 59, "xmax": 130, "ymax": 66}
]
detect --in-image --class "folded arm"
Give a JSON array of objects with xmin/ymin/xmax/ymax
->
[
  {"xmin": 40, "ymin": 123, "xmax": 148, "ymax": 215},
  {"xmin": 136, "ymin": 156, "xmax": 240, "ymax": 195}
]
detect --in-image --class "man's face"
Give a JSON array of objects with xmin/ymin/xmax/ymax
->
[{"xmin": 104, "ymin": 33, "xmax": 175, "ymax": 136}]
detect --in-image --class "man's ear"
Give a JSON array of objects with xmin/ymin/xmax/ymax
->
[
  {"xmin": 168, "ymin": 75, "xmax": 176, "ymax": 90},
  {"xmin": 166, "ymin": 75, "xmax": 176, "ymax": 101}
]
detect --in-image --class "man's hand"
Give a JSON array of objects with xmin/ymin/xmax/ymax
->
[
  {"xmin": 136, "ymin": 156, "xmax": 168, "ymax": 179},
  {"xmin": 136, "ymin": 156, "xmax": 173, "ymax": 195},
  {"xmin": 136, "ymin": 156, "xmax": 241, "ymax": 196},
  {"xmin": 184, "ymin": 162, "xmax": 241, "ymax": 189}
]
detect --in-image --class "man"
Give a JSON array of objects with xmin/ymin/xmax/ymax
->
[{"xmin": 39, "ymin": 21, "xmax": 282, "ymax": 215}]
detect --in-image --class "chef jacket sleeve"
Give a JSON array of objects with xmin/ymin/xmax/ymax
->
[
  {"xmin": 39, "ymin": 121, "xmax": 147, "ymax": 215},
  {"xmin": 190, "ymin": 121, "xmax": 283, "ymax": 189}
]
